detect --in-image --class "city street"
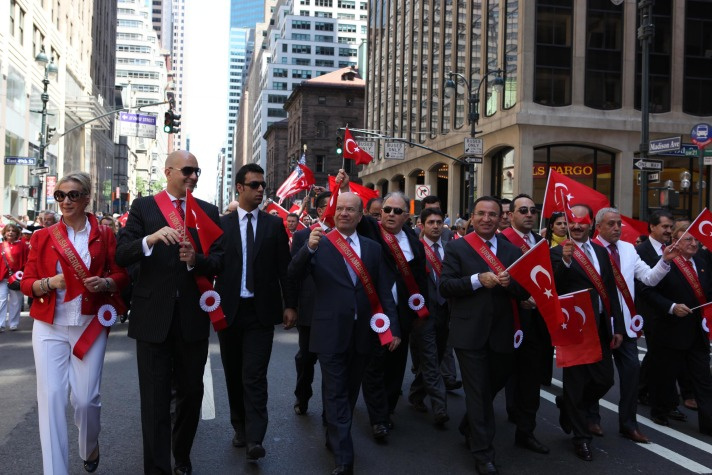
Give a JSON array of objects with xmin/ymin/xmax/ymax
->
[{"xmin": 1, "ymin": 313, "xmax": 712, "ymax": 474}]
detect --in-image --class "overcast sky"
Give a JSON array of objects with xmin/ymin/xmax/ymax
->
[{"xmin": 182, "ymin": 0, "xmax": 230, "ymax": 203}]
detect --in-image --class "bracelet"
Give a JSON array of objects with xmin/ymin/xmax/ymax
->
[
  {"xmin": 46, "ymin": 278, "xmax": 53, "ymax": 291},
  {"xmin": 38, "ymin": 279, "xmax": 46, "ymax": 294}
]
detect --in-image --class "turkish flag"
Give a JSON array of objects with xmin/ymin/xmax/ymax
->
[
  {"xmin": 321, "ymin": 178, "xmax": 340, "ymax": 229},
  {"xmin": 264, "ymin": 201, "xmax": 306, "ymax": 231},
  {"xmin": 507, "ymin": 240, "xmax": 576, "ymax": 346},
  {"xmin": 117, "ymin": 212, "xmax": 129, "ymax": 227},
  {"xmin": 343, "ymin": 127, "xmax": 374, "ymax": 165},
  {"xmin": 542, "ymin": 169, "xmax": 610, "ymax": 219},
  {"xmin": 686, "ymin": 208, "xmax": 712, "ymax": 251},
  {"xmin": 555, "ymin": 289, "xmax": 602, "ymax": 368},
  {"xmin": 328, "ymin": 176, "xmax": 379, "ymax": 209},
  {"xmin": 184, "ymin": 189, "xmax": 223, "ymax": 255},
  {"xmin": 620, "ymin": 214, "xmax": 648, "ymax": 244}
]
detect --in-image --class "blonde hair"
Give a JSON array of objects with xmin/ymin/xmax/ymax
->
[{"xmin": 57, "ymin": 171, "xmax": 92, "ymax": 195}]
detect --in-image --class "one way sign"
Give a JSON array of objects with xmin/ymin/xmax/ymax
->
[{"xmin": 633, "ymin": 158, "xmax": 663, "ymax": 171}]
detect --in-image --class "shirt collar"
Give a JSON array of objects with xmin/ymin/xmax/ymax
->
[
  {"xmin": 596, "ymin": 235, "xmax": 612, "ymax": 248},
  {"xmin": 338, "ymin": 230, "xmax": 358, "ymax": 243},
  {"xmin": 423, "ymin": 236, "xmax": 442, "ymax": 248},
  {"xmin": 238, "ymin": 206, "xmax": 258, "ymax": 221}
]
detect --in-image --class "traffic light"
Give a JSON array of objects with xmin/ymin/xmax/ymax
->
[
  {"xmin": 172, "ymin": 113, "xmax": 181, "ymax": 133},
  {"xmin": 163, "ymin": 110, "xmax": 182, "ymax": 134},
  {"xmin": 336, "ymin": 135, "xmax": 343, "ymax": 155}
]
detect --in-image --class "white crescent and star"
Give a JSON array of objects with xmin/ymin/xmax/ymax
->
[
  {"xmin": 561, "ymin": 308, "xmax": 570, "ymax": 329},
  {"xmin": 575, "ymin": 306, "xmax": 586, "ymax": 327},
  {"xmin": 530, "ymin": 265, "xmax": 554, "ymax": 298},
  {"xmin": 698, "ymin": 220, "xmax": 712, "ymax": 237},
  {"xmin": 345, "ymin": 138, "xmax": 357, "ymax": 154}
]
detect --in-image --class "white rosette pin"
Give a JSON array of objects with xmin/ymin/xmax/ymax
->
[
  {"xmin": 703, "ymin": 318, "xmax": 710, "ymax": 333},
  {"xmin": 370, "ymin": 313, "xmax": 390, "ymax": 333},
  {"xmin": 199, "ymin": 290, "xmax": 221, "ymax": 313},
  {"xmin": 408, "ymin": 293, "xmax": 425, "ymax": 311},
  {"xmin": 513, "ymin": 329, "xmax": 524, "ymax": 349},
  {"xmin": 630, "ymin": 315, "xmax": 644, "ymax": 333},
  {"xmin": 97, "ymin": 304, "xmax": 118, "ymax": 327}
]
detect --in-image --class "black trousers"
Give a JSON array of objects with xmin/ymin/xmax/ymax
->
[
  {"xmin": 294, "ymin": 324, "xmax": 319, "ymax": 404},
  {"xmin": 408, "ymin": 305, "xmax": 448, "ymax": 415},
  {"xmin": 136, "ymin": 308, "xmax": 208, "ymax": 474},
  {"xmin": 217, "ymin": 298, "xmax": 275, "ymax": 444},
  {"xmin": 362, "ymin": 325, "xmax": 410, "ymax": 419}
]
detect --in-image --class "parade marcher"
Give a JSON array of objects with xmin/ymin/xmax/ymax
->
[
  {"xmin": 23, "ymin": 171, "xmax": 128, "ymax": 474},
  {"xmin": 366, "ymin": 197, "xmax": 383, "ymax": 221},
  {"xmin": 288, "ymin": 192, "xmax": 399, "ymax": 475},
  {"xmin": 215, "ymin": 163, "xmax": 297, "ymax": 461},
  {"xmin": 0, "ymin": 223, "xmax": 29, "ymax": 331},
  {"xmin": 408, "ymin": 207, "xmax": 449, "ymax": 425},
  {"xmin": 637, "ymin": 223, "xmax": 712, "ymax": 435},
  {"xmin": 588, "ymin": 207, "xmax": 677, "ymax": 444},
  {"xmin": 550, "ymin": 204, "xmax": 624, "ymax": 462},
  {"xmin": 499, "ymin": 194, "xmax": 551, "ymax": 454},
  {"xmin": 286, "ymin": 212, "xmax": 300, "ymax": 247},
  {"xmin": 440, "ymin": 196, "xmax": 526, "ymax": 475},
  {"xmin": 290, "ymin": 191, "xmax": 332, "ymax": 416},
  {"xmin": 116, "ymin": 150, "xmax": 224, "ymax": 475},
  {"xmin": 546, "ymin": 212, "xmax": 568, "ymax": 248}
]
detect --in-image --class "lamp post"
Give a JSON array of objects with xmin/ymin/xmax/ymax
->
[
  {"xmin": 637, "ymin": 0, "xmax": 654, "ymax": 221},
  {"xmin": 34, "ymin": 48, "xmax": 58, "ymax": 214},
  {"xmin": 445, "ymin": 68, "xmax": 504, "ymax": 214}
]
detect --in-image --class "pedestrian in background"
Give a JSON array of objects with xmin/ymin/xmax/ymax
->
[{"xmin": 0, "ymin": 223, "xmax": 29, "ymax": 332}]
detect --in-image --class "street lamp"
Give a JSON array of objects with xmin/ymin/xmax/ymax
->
[
  {"xmin": 34, "ymin": 47, "xmax": 58, "ymax": 214},
  {"xmin": 445, "ymin": 68, "xmax": 504, "ymax": 212}
]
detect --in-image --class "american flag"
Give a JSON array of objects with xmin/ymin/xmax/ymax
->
[{"xmin": 275, "ymin": 152, "xmax": 315, "ymax": 204}]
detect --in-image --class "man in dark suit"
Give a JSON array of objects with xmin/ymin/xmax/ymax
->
[
  {"xmin": 499, "ymin": 194, "xmax": 551, "ymax": 454},
  {"xmin": 116, "ymin": 150, "xmax": 225, "ymax": 475},
  {"xmin": 440, "ymin": 196, "xmax": 525, "ymax": 475},
  {"xmin": 290, "ymin": 190, "xmax": 332, "ymax": 415},
  {"xmin": 288, "ymin": 192, "xmax": 400, "ymax": 475},
  {"xmin": 550, "ymin": 204, "xmax": 624, "ymax": 462},
  {"xmin": 214, "ymin": 163, "xmax": 298, "ymax": 461},
  {"xmin": 638, "ymin": 224, "xmax": 712, "ymax": 434}
]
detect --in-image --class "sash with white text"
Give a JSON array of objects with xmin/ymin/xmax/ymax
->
[
  {"xmin": 421, "ymin": 239, "xmax": 442, "ymax": 278},
  {"xmin": 501, "ymin": 227, "xmax": 531, "ymax": 254},
  {"xmin": 571, "ymin": 244, "xmax": 613, "ymax": 316},
  {"xmin": 673, "ymin": 256, "xmax": 712, "ymax": 339},
  {"xmin": 379, "ymin": 225, "xmax": 429, "ymax": 318}
]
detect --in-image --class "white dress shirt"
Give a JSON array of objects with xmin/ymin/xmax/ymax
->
[
  {"xmin": 390, "ymin": 228, "xmax": 414, "ymax": 304},
  {"xmin": 423, "ymin": 236, "xmax": 444, "ymax": 283},
  {"xmin": 470, "ymin": 234, "xmax": 498, "ymax": 291},
  {"xmin": 54, "ymin": 218, "xmax": 94, "ymax": 326},
  {"xmin": 238, "ymin": 206, "xmax": 259, "ymax": 298}
]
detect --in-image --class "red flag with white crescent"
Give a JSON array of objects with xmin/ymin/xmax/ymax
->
[
  {"xmin": 555, "ymin": 289, "xmax": 601, "ymax": 367},
  {"xmin": 343, "ymin": 127, "xmax": 374, "ymax": 165},
  {"xmin": 541, "ymin": 169, "xmax": 610, "ymax": 220},
  {"xmin": 687, "ymin": 208, "xmax": 712, "ymax": 251}
]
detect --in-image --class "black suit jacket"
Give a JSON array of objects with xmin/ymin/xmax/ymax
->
[
  {"xmin": 551, "ymin": 241, "xmax": 625, "ymax": 341},
  {"xmin": 290, "ymin": 226, "xmax": 316, "ymax": 326},
  {"xmin": 215, "ymin": 210, "xmax": 297, "ymax": 327},
  {"xmin": 288, "ymin": 233, "xmax": 399, "ymax": 354},
  {"xmin": 440, "ymin": 234, "xmax": 526, "ymax": 353},
  {"xmin": 639, "ymin": 254, "xmax": 712, "ymax": 351},
  {"xmin": 115, "ymin": 194, "xmax": 224, "ymax": 343},
  {"xmin": 635, "ymin": 239, "xmax": 667, "ymax": 329},
  {"xmin": 357, "ymin": 216, "xmax": 429, "ymax": 332}
]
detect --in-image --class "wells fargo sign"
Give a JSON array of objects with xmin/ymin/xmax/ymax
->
[{"xmin": 533, "ymin": 164, "xmax": 610, "ymax": 178}]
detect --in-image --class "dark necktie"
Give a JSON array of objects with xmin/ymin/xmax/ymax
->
[
  {"xmin": 346, "ymin": 237, "xmax": 357, "ymax": 285},
  {"xmin": 432, "ymin": 242, "xmax": 442, "ymax": 262},
  {"xmin": 608, "ymin": 243, "xmax": 621, "ymax": 269},
  {"xmin": 246, "ymin": 213, "xmax": 255, "ymax": 292},
  {"xmin": 432, "ymin": 243, "xmax": 446, "ymax": 305},
  {"xmin": 174, "ymin": 199, "xmax": 185, "ymax": 220}
]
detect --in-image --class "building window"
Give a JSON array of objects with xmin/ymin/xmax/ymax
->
[
  {"xmin": 318, "ymin": 96, "xmax": 326, "ymax": 104},
  {"xmin": 534, "ymin": 0, "xmax": 573, "ymax": 106},
  {"xmin": 292, "ymin": 44, "xmax": 312, "ymax": 54},
  {"xmin": 316, "ymin": 121, "xmax": 327, "ymax": 137},
  {"xmin": 635, "ymin": 1, "xmax": 672, "ymax": 113},
  {"xmin": 316, "ymin": 154, "xmax": 325, "ymax": 172},
  {"xmin": 485, "ymin": 0, "xmax": 500, "ymax": 116},
  {"xmin": 292, "ymin": 19, "xmax": 311, "ymax": 30},
  {"xmin": 292, "ymin": 33, "xmax": 310, "ymax": 41},
  {"xmin": 292, "ymin": 69, "xmax": 312, "ymax": 79},
  {"xmin": 316, "ymin": 46, "xmax": 334, "ymax": 55},
  {"xmin": 338, "ymin": 23, "xmax": 356, "ymax": 33},
  {"xmin": 292, "ymin": 58, "xmax": 311, "ymax": 65},
  {"xmin": 273, "ymin": 82, "xmax": 288, "ymax": 90},
  {"xmin": 267, "ymin": 108, "xmax": 287, "ymax": 118},
  {"xmin": 503, "ymin": 1, "xmax": 518, "ymax": 110},
  {"xmin": 339, "ymin": 47, "xmax": 357, "ymax": 57},
  {"xmin": 315, "ymin": 22, "xmax": 334, "ymax": 31},
  {"xmin": 338, "ymin": 0, "xmax": 355, "ymax": 9},
  {"xmin": 683, "ymin": 0, "xmax": 712, "ymax": 116},
  {"xmin": 315, "ymin": 35, "xmax": 333, "ymax": 42},
  {"xmin": 315, "ymin": 0, "xmax": 332, "ymax": 6},
  {"xmin": 584, "ymin": 0, "xmax": 623, "ymax": 110},
  {"xmin": 273, "ymin": 68, "xmax": 288, "ymax": 78},
  {"xmin": 315, "ymin": 59, "xmax": 334, "ymax": 67}
]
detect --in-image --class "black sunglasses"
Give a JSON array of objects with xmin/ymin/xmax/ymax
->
[
  {"xmin": 54, "ymin": 190, "xmax": 88, "ymax": 202},
  {"xmin": 168, "ymin": 166, "xmax": 201, "ymax": 177},
  {"xmin": 382, "ymin": 206, "xmax": 405, "ymax": 215},
  {"xmin": 516, "ymin": 207, "xmax": 538, "ymax": 215},
  {"xmin": 242, "ymin": 181, "xmax": 267, "ymax": 190}
]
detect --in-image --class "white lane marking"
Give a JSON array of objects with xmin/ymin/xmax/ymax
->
[{"xmin": 201, "ymin": 348, "xmax": 215, "ymax": 420}]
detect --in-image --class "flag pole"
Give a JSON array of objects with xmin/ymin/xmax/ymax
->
[
  {"xmin": 560, "ymin": 188, "xmax": 571, "ymax": 240},
  {"xmin": 540, "ymin": 168, "xmax": 552, "ymax": 231}
]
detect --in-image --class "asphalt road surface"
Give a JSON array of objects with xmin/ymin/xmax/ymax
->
[{"xmin": 1, "ymin": 313, "xmax": 712, "ymax": 474}]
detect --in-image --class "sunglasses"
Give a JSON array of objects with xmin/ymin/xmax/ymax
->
[
  {"xmin": 382, "ymin": 206, "xmax": 405, "ymax": 215},
  {"xmin": 54, "ymin": 190, "xmax": 88, "ymax": 202},
  {"xmin": 168, "ymin": 166, "xmax": 201, "ymax": 177},
  {"xmin": 516, "ymin": 207, "xmax": 538, "ymax": 215},
  {"xmin": 242, "ymin": 181, "xmax": 267, "ymax": 190}
]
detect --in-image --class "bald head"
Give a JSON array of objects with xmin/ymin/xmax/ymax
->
[
  {"xmin": 164, "ymin": 150, "xmax": 200, "ymax": 197},
  {"xmin": 334, "ymin": 192, "xmax": 363, "ymax": 235},
  {"xmin": 226, "ymin": 200, "xmax": 239, "ymax": 213},
  {"xmin": 165, "ymin": 150, "xmax": 197, "ymax": 168}
]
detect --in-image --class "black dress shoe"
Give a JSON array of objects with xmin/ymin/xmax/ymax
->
[
  {"xmin": 331, "ymin": 464, "xmax": 354, "ymax": 475},
  {"xmin": 246, "ymin": 442, "xmax": 266, "ymax": 461},
  {"xmin": 669, "ymin": 408, "xmax": 688, "ymax": 422},
  {"xmin": 475, "ymin": 461, "xmax": 498, "ymax": 474},
  {"xmin": 445, "ymin": 380, "xmax": 463, "ymax": 391},
  {"xmin": 555, "ymin": 396, "xmax": 572, "ymax": 434},
  {"xmin": 173, "ymin": 464, "xmax": 192, "ymax": 475},
  {"xmin": 651, "ymin": 414, "xmax": 670, "ymax": 426},
  {"xmin": 372, "ymin": 423, "xmax": 389, "ymax": 440},
  {"xmin": 434, "ymin": 412, "xmax": 450, "ymax": 426},
  {"xmin": 574, "ymin": 442, "xmax": 593, "ymax": 461},
  {"xmin": 588, "ymin": 422, "xmax": 604, "ymax": 437},
  {"xmin": 409, "ymin": 396, "xmax": 428, "ymax": 413},
  {"xmin": 294, "ymin": 399, "xmax": 308, "ymax": 415},
  {"xmin": 386, "ymin": 418, "xmax": 394, "ymax": 430},
  {"xmin": 515, "ymin": 433, "xmax": 550, "ymax": 454},
  {"xmin": 83, "ymin": 451, "xmax": 100, "ymax": 473},
  {"xmin": 232, "ymin": 428, "xmax": 246, "ymax": 448}
]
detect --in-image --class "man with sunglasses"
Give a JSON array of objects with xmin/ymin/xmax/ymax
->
[
  {"xmin": 215, "ymin": 163, "xmax": 298, "ymax": 462},
  {"xmin": 499, "ymin": 194, "xmax": 550, "ymax": 455},
  {"xmin": 116, "ymin": 150, "xmax": 224, "ymax": 475}
]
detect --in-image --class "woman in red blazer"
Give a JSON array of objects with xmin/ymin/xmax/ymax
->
[
  {"xmin": 21, "ymin": 172, "xmax": 128, "ymax": 475},
  {"xmin": 0, "ymin": 223, "xmax": 29, "ymax": 331}
]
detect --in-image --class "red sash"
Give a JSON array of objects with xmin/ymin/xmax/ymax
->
[
  {"xmin": 462, "ymin": 232, "xmax": 523, "ymax": 348},
  {"xmin": 2, "ymin": 242, "xmax": 15, "ymax": 269},
  {"xmin": 154, "ymin": 191, "xmax": 227, "ymax": 331},
  {"xmin": 501, "ymin": 227, "xmax": 531, "ymax": 253},
  {"xmin": 592, "ymin": 238, "xmax": 643, "ymax": 337},
  {"xmin": 571, "ymin": 243, "xmax": 612, "ymax": 316},
  {"xmin": 673, "ymin": 257, "xmax": 712, "ymax": 339},
  {"xmin": 421, "ymin": 240, "xmax": 442, "ymax": 278},
  {"xmin": 47, "ymin": 215, "xmax": 123, "ymax": 359},
  {"xmin": 379, "ymin": 225, "xmax": 429, "ymax": 318},
  {"xmin": 326, "ymin": 232, "xmax": 393, "ymax": 345}
]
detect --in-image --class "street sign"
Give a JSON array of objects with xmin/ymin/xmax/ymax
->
[
  {"xmin": 4, "ymin": 156, "xmax": 36, "ymax": 166},
  {"xmin": 637, "ymin": 172, "xmax": 660, "ymax": 184},
  {"xmin": 633, "ymin": 159, "xmax": 663, "ymax": 171},
  {"xmin": 359, "ymin": 140, "xmax": 376, "ymax": 158},
  {"xmin": 464, "ymin": 137, "xmax": 483, "ymax": 156},
  {"xmin": 30, "ymin": 167, "xmax": 49, "ymax": 176},
  {"xmin": 118, "ymin": 112, "xmax": 158, "ymax": 139},
  {"xmin": 465, "ymin": 157, "xmax": 483, "ymax": 164},
  {"xmin": 415, "ymin": 185, "xmax": 431, "ymax": 200},
  {"xmin": 384, "ymin": 141, "xmax": 405, "ymax": 160},
  {"xmin": 691, "ymin": 123, "xmax": 711, "ymax": 149},
  {"xmin": 656, "ymin": 143, "xmax": 712, "ymax": 158},
  {"xmin": 649, "ymin": 136, "xmax": 681, "ymax": 155}
]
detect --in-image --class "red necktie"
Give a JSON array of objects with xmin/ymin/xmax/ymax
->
[{"xmin": 175, "ymin": 199, "xmax": 185, "ymax": 220}]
